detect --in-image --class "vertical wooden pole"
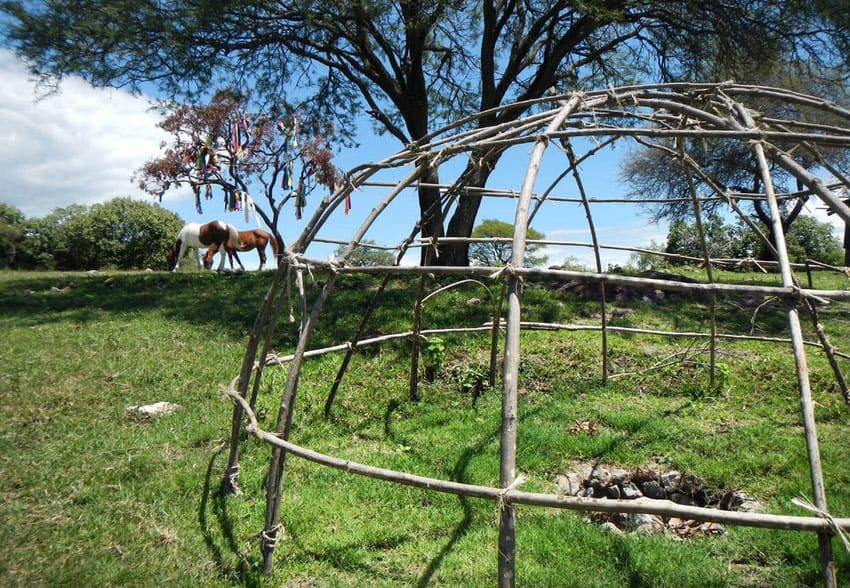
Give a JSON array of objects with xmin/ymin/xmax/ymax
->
[
  {"xmin": 488, "ymin": 283, "xmax": 505, "ymax": 389},
  {"xmin": 262, "ymin": 272, "xmax": 337, "ymax": 574},
  {"xmin": 499, "ymin": 96, "xmax": 582, "ymax": 587},
  {"xmin": 735, "ymin": 102, "xmax": 836, "ymax": 587},
  {"xmin": 563, "ymin": 141, "xmax": 608, "ymax": 383},
  {"xmin": 409, "ymin": 277, "xmax": 426, "ymax": 401},
  {"xmin": 222, "ymin": 262, "xmax": 286, "ymax": 496},
  {"xmin": 680, "ymin": 145, "xmax": 717, "ymax": 386}
]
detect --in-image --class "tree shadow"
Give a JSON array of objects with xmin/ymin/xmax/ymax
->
[{"xmin": 414, "ymin": 406, "xmax": 544, "ymax": 587}]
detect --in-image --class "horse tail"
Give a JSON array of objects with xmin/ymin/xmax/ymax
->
[
  {"xmin": 268, "ymin": 233, "xmax": 279, "ymax": 257},
  {"xmin": 226, "ymin": 223, "xmax": 242, "ymax": 248}
]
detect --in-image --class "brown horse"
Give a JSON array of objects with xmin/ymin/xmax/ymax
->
[
  {"xmin": 167, "ymin": 221, "xmax": 241, "ymax": 271},
  {"xmin": 204, "ymin": 228, "xmax": 279, "ymax": 271}
]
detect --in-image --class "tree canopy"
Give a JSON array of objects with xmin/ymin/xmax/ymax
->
[
  {"xmin": 137, "ymin": 91, "xmax": 341, "ymax": 238},
  {"xmin": 3, "ymin": 198, "xmax": 183, "ymax": 270},
  {"xmin": 663, "ymin": 213, "xmax": 843, "ymax": 266},
  {"xmin": 333, "ymin": 240, "xmax": 395, "ymax": 267},
  {"xmin": 4, "ymin": 0, "xmax": 848, "ymax": 264},
  {"xmin": 621, "ymin": 70, "xmax": 850, "ymax": 260},
  {"xmin": 470, "ymin": 219, "xmax": 548, "ymax": 267}
]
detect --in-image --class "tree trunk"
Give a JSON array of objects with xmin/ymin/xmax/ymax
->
[
  {"xmin": 442, "ymin": 155, "xmax": 497, "ymax": 266},
  {"xmin": 418, "ymin": 168, "xmax": 444, "ymax": 265}
]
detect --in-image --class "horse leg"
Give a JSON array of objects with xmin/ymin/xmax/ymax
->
[
  {"xmin": 173, "ymin": 242, "xmax": 188, "ymax": 272},
  {"xmin": 234, "ymin": 250, "xmax": 246, "ymax": 271},
  {"xmin": 217, "ymin": 244, "xmax": 227, "ymax": 271},
  {"xmin": 257, "ymin": 246, "xmax": 266, "ymax": 271}
]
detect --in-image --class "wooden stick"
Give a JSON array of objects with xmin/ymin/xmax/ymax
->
[
  {"xmin": 358, "ymin": 179, "xmax": 845, "ymax": 204},
  {"xmin": 409, "ymin": 275, "xmax": 426, "ymax": 401},
  {"xmin": 221, "ymin": 264, "xmax": 286, "ymax": 496},
  {"xmin": 501, "ymin": 96, "xmax": 584, "ymax": 587},
  {"xmin": 228, "ymin": 391, "xmax": 850, "ymax": 534},
  {"xmin": 680, "ymin": 140, "xmax": 717, "ymax": 386},
  {"xmin": 262, "ymin": 273, "xmax": 337, "ymax": 574},
  {"xmin": 562, "ymin": 140, "xmax": 609, "ymax": 383},
  {"xmin": 300, "ymin": 262, "xmax": 850, "ymax": 302},
  {"xmin": 733, "ymin": 100, "xmax": 837, "ymax": 587}
]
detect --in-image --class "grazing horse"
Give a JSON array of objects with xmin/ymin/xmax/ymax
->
[
  {"xmin": 203, "ymin": 229, "xmax": 279, "ymax": 271},
  {"xmin": 167, "ymin": 221, "xmax": 242, "ymax": 272}
]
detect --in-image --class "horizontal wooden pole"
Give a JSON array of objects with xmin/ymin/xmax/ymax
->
[
  {"xmin": 299, "ymin": 261, "xmax": 850, "ymax": 302},
  {"xmin": 227, "ymin": 391, "xmax": 850, "ymax": 534}
]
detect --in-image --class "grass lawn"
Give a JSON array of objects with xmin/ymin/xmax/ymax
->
[{"xmin": 1, "ymin": 268, "xmax": 848, "ymax": 586}]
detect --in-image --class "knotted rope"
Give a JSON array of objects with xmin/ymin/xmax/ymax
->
[
  {"xmin": 496, "ymin": 474, "xmax": 526, "ymax": 516},
  {"xmin": 791, "ymin": 497, "xmax": 850, "ymax": 555},
  {"xmin": 488, "ymin": 262, "xmax": 522, "ymax": 282},
  {"xmin": 260, "ymin": 523, "xmax": 284, "ymax": 551}
]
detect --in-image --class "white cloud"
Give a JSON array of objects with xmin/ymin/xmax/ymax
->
[
  {"xmin": 0, "ymin": 50, "xmax": 168, "ymax": 218},
  {"xmin": 542, "ymin": 216, "xmax": 668, "ymax": 269},
  {"xmin": 803, "ymin": 189, "xmax": 847, "ymax": 236}
]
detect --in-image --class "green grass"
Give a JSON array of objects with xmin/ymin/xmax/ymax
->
[{"xmin": 1, "ymin": 268, "xmax": 849, "ymax": 586}]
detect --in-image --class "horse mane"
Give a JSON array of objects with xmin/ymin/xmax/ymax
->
[{"xmin": 225, "ymin": 223, "xmax": 242, "ymax": 248}]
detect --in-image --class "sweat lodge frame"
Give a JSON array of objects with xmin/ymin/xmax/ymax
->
[{"xmin": 219, "ymin": 83, "xmax": 850, "ymax": 586}]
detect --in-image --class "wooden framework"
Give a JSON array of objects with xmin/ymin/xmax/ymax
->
[{"xmin": 221, "ymin": 83, "xmax": 850, "ymax": 586}]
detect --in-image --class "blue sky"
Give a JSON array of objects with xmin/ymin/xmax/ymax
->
[{"xmin": 2, "ymin": 48, "xmax": 841, "ymax": 271}]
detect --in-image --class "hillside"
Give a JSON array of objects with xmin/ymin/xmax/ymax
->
[{"xmin": 1, "ymin": 269, "xmax": 848, "ymax": 586}]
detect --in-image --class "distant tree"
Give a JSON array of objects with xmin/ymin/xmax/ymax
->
[
  {"xmin": 469, "ymin": 219, "xmax": 548, "ymax": 267},
  {"xmin": 663, "ymin": 213, "xmax": 842, "ymax": 265},
  {"xmin": 622, "ymin": 69, "xmax": 850, "ymax": 260},
  {"xmin": 334, "ymin": 240, "xmax": 394, "ymax": 267},
  {"xmin": 60, "ymin": 198, "xmax": 184, "ymax": 270},
  {"xmin": 14, "ymin": 204, "xmax": 89, "ymax": 270},
  {"xmin": 783, "ymin": 215, "xmax": 843, "ymax": 266},
  {"xmin": 664, "ymin": 213, "xmax": 744, "ymax": 261},
  {"xmin": 0, "ymin": 203, "xmax": 25, "ymax": 268}
]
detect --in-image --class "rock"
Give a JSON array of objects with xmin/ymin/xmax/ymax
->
[
  {"xmin": 605, "ymin": 485, "xmax": 621, "ymax": 500},
  {"xmin": 556, "ymin": 474, "xmax": 583, "ymax": 496},
  {"xmin": 609, "ymin": 467, "xmax": 629, "ymax": 485},
  {"xmin": 610, "ymin": 307, "xmax": 634, "ymax": 319},
  {"xmin": 620, "ymin": 482, "xmax": 643, "ymax": 499},
  {"xmin": 661, "ymin": 470, "xmax": 682, "ymax": 491},
  {"xmin": 103, "ymin": 277, "xmax": 115, "ymax": 287},
  {"xmin": 145, "ymin": 268, "xmax": 154, "ymax": 272},
  {"xmin": 86, "ymin": 269, "xmax": 99, "ymax": 275},
  {"xmin": 640, "ymin": 480, "xmax": 667, "ymax": 499},
  {"xmin": 590, "ymin": 466, "xmax": 611, "ymax": 486},
  {"xmin": 466, "ymin": 297, "xmax": 482, "ymax": 306},
  {"xmin": 636, "ymin": 522, "xmax": 665, "ymax": 535},
  {"xmin": 579, "ymin": 487, "xmax": 595, "ymax": 498},
  {"xmin": 600, "ymin": 521, "xmax": 623, "ymax": 535},
  {"xmin": 720, "ymin": 490, "xmax": 763, "ymax": 513},
  {"xmin": 621, "ymin": 512, "xmax": 664, "ymax": 533},
  {"xmin": 631, "ymin": 466, "xmax": 659, "ymax": 484},
  {"xmin": 126, "ymin": 402, "xmax": 180, "ymax": 420},
  {"xmin": 670, "ymin": 492, "xmax": 694, "ymax": 506}
]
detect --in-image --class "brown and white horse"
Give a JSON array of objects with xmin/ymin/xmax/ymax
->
[
  {"xmin": 203, "ymin": 229, "xmax": 279, "ymax": 271},
  {"xmin": 167, "ymin": 221, "xmax": 242, "ymax": 271}
]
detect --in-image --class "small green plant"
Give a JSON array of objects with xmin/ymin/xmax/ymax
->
[
  {"xmin": 451, "ymin": 365, "xmax": 490, "ymax": 398},
  {"xmin": 421, "ymin": 336, "xmax": 446, "ymax": 382}
]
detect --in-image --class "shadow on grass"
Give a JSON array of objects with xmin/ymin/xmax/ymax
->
[
  {"xmin": 199, "ymin": 442, "xmax": 262, "ymax": 587},
  {"xmin": 414, "ymin": 405, "xmax": 545, "ymax": 586}
]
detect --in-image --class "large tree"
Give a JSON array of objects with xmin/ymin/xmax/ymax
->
[
  {"xmin": 621, "ymin": 71, "xmax": 850, "ymax": 260},
  {"xmin": 4, "ymin": 1, "xmax": 848, "ymax": 265}
]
